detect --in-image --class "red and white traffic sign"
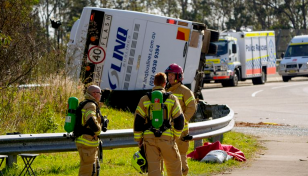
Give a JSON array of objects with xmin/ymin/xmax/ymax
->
[{"xmin": 88, "ymin": 45, "xmax": 106, "ymax": 64}]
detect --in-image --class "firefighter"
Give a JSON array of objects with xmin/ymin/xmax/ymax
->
[
  {"xmin": 165, "ymin": 63, "xmax": 197, "ymax": 176},
  {"xmin": 133, "ymin": 72, "xmax": 185, "ymax": 176},
  {"xmin": 75, "ymin": 85, "xmax": 102, "ymax": 176}
]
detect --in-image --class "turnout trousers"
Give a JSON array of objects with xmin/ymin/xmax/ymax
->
[
  {"xmin": 176, "ymin": 138, "xmax": 189, "ymax": 175},
  {"xmin": 144, "ymin": 138, "xmax": 182, "ymax": 176},
  {"xmin": 76, "ymin": 143, "xmax": 99, "ymax": 176}
]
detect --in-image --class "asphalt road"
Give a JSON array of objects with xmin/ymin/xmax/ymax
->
[
  {"xmin": 202, "ymin": 80, "xmax": 308, "ymax": 128},
  {"xmin": 201, "ymin": 75, "xmax": 308, "ymax": 176}
]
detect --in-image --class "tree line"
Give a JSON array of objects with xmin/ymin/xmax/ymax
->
[
  {"xmin": 46, "ymin": 0, "xmax": 308, "ymax": 33},
  {"xmin": 1, "ymin": 0, "xmax": 308, "ymax": 87}
]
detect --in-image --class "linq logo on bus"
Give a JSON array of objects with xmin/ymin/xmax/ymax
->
[{"xmin": 108, "ymin": 27, "xmax": 128, "ymax": 89}]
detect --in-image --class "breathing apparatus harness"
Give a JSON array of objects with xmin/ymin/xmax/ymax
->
[
  {"xmin": 143, "ymin": 90, "xmax": 172, "ymax": 137},
  {"xmin": 73, "ymin": 99, "xmax": 108, "ymax": 139}
]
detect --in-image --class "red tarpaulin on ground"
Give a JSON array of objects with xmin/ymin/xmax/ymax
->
[{"xmin": 187, "ymin": 141, "xmax": 246, "ymax": 162}]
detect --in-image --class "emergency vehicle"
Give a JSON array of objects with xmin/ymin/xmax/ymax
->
[
  {"xmin": 279, "ymin": 35, "xmax": 308, "ymax": 82},
  {"xmin": 203, "ymin": 31, "xmax": 276, "ymax": 87},
  {"xmin": 66, "ymin": 7, "xmax": 218, "ymax": 110}
]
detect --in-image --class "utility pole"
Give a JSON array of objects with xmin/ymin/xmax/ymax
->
[{"xmin": 46, "ymin": 0, "xmax": 49, "ymax": 52}]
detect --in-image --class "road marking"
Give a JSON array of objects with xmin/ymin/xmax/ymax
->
[
  {"xmin": 252, "ymin": 90, "xmax": 263, "ymax": 97},
  {"xmin": 271, "ymin": 82, "xmax": 308, "ymax": 89}
]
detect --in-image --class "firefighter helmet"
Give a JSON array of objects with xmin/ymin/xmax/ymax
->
[
  {"xmin": 131, "ymin": 147, "xmax": 148, "ymax": 173},
  {"xmin": 165, "ymin": 63, "xmax": 184, "ymax": 82}
]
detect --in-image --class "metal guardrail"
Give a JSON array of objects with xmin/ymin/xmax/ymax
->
[{"xmin": 0, "ymin": 105, "xmax": 234, "ymax": 165}]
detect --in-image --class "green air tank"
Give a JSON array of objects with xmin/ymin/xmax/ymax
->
[
  {"xmin": 64, "ymin": 97, "xmax": 79, "ymax": 133},
  {"xmin": 151, "ymin": 90, "xmax": 163, "ymax": 129}
]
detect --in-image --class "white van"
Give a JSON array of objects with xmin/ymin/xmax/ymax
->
[
  {"xmin": 66, "ymin": 7, "xmax": 218, "ymax": 110},
  {"xmin": 279, "ymin": 35, "xmax": 308, "ymax": 82}
]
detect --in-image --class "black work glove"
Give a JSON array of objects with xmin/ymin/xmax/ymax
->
[
  {"xmin": 182, "ymin": 134, "xmax": 193, "ymax": 141},
  {"xmin": 101, "ymin": 115, "xmax": 109, "ymax": 132}
]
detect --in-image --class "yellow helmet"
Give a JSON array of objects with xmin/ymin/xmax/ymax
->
[{"xmin": 131, "ymin": 147, "xmax": 148, "ymax": 173}]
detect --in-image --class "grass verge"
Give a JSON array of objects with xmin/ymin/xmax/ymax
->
[
  {"xmin": 1, "ymin": 131, "xmax": 261, "ymax": 176},
  {"xmin": 0, "ymin": 76, "xmax": 261, "ymax": 175}
]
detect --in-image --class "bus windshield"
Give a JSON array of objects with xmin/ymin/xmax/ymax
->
[
  {"xmin": 209, "ymin": 41, "xmax": 228, "ymax": 56},
  {"xmin": 285, "ymin": 44, "xmax": 308, "ymax": 57}
]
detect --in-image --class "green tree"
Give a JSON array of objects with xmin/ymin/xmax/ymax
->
[
  {"xmin": 100, "ymin": 0, "xmax": 114, "ymax": 8},
  {"xmin": 226, "ymin": 0, "xmax": 254, "ymax": 30},
  {"xmin": 206, "ymin": 0, "xmax": 234, "ymax": 30},
  {"xmin": 248, "ymin": 0, "xmax": 270, "ymax": 30},
  {"xmin": 0, "ymin": 0, "xmax": 44, "ymax": 87},
  {"xmin": 265, "ymin": 0, "xmax": 308, "ymax": 29},
  {"xmin": 154, "ymin": 0, "xmax": 179, "ymax": 17},
  {"xmin": 178, "ymin": 0, "xmax": 188, "ymax": 19},
  {"xmin": 65, "ymin": 0, "xmax": 97, "ymax": 33}
]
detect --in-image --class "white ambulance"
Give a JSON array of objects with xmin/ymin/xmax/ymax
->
[
  {"xmin": 66, "ymin": 7, "xmax": 218, "ymax": 110},
  {"xmin": 278, "ymin": 35, "xmax": 308, "ymax": 82},
  {"xmin": 204, "ymin": 31, "xmax": 276, "ymax": 87}
]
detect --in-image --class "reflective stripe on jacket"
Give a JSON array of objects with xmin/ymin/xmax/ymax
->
[
  {"xmin": 76, "ymin": 135, "xmax": 100, "ymax": 147},
  {"xmin": 166, "ymin": 83, "xmax": 197, "ymax": 135},
  {"xmin": 75, "ymin": 92, "xmax": 102, "ymax": 147}
]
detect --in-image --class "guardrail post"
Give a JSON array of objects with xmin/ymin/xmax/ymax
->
[
  {"xmin": 6, "ymin": 155, "xmax": 17, "ymax": 167},
  {"xmin": 6, "ymin": 132, "xmax": 19, "ymax": 167},
  {"xmin": 212, "ymin": 134, "xmax": 223, "ymax": 143},
  {"xmin": 194, "ymin": 139, "xmax": 203, "ymax": 149}
]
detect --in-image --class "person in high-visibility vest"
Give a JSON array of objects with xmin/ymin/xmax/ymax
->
[
  {"xmin": 134, "ymin": 72, "xmax": 185, "ymax": 176},
  {"xmin": 75, "ymin": 85, "xmax": 103, "ymax": 176},
  {"xmin": 165, "ymin": 63, "xmax": 197, "ymax": 176}
]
